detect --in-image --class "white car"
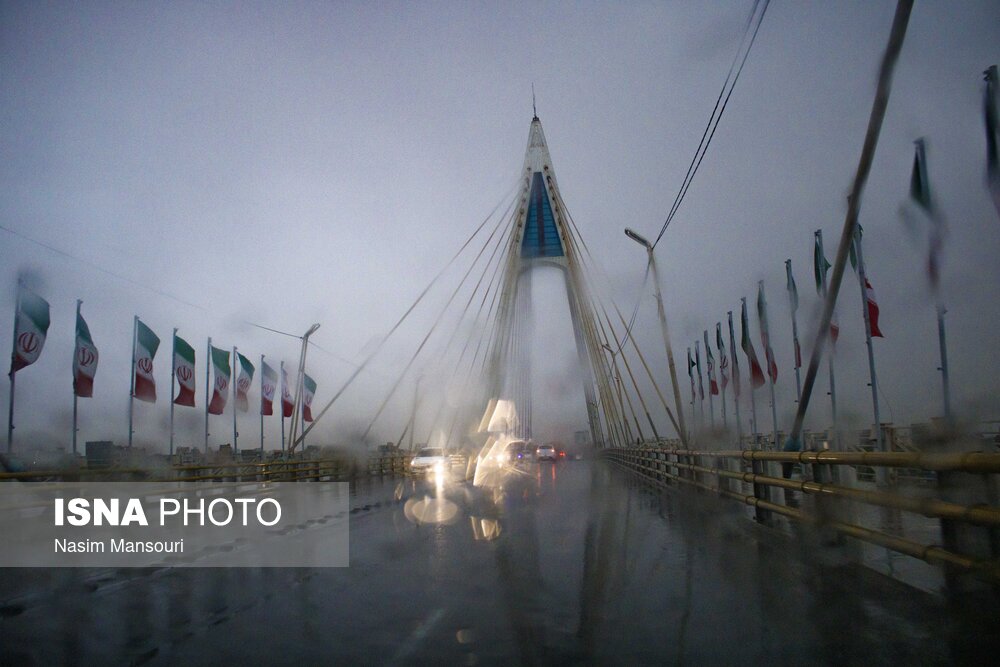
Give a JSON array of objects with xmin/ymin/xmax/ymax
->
[
  {"xmin": 410, "ymin": 448, "xmax": 450, "ymax": 474},
  {"xmin": 536, "ymin": 445, "xmax": 557, "ymax": 461}
]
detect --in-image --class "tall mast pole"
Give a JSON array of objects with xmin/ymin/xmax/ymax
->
[
  {"xmin": 703, "ymin": 330, "xmax": 715, "ymax": 428},
  {"xmin": 260, "ymin": 354, "xmax": 265, "ymax": 454},
  {"xmin": 73, "ymin": 299, "xmax": 82, "ymax": 455},
  {"xmin": 742, "ymin": 298, "xmax": 759, "ymax": 445},
  {"xmin": 6, "ymin": 283, "xmax": 19, "ymax": 453},
  {"xmin": 647, "ymin": 247, "xmax": 689, "ymax": 445},
  {"xmin": 727, "ymin": 312, "xmax": 743, "ymax": 446},
  {"xmin": 758, "ymin": 281, "xmax": 780, "ymax": 448},
  {"xmin": 853, "ymin": 227, "xmax": 885, "ymax": 471},
  {"xmin": 204, "ymin": 337, "xmax": 211, "ymax": 454},
  {"xmin": 128, "ymin": 315, "xmax": 137, "ymax": 448},
  {"xmin": 280, "ymin": 361, "xmax": 286, "ymax": 454},
  {"xmin": 937, "ymin": 305, "xmax": 952, "ymax": 421},
  {"xmin": 232, "ymin": 345, "xmax": 239, "ymax": 454},
  {"xmin": 170, "ymin": 328, "xmax": 177, "ymax": 457},
  {"xmin": 785, "ymin": 260, "xmax": 803, "ymax": 401},
  {"xmin": 716, "ymin": 324, "xmax": 727, "ymax": 429},
  {"xmin": 817, "ymin": 230, "xmax": 839, "ymax": 447}
]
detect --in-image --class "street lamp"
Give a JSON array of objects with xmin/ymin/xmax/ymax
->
[
  {"xmin": 624, "ymin": 228, "xmax": 689, "ymax": 448},
  {"xmin": 288, "ymin": 323, "xmax": 320, "ymax": 453}
]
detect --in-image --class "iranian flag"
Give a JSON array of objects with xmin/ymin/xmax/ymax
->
[
  {"xmin": 207, "ymin": 346, "xmax": 230, "ymax": 415},
  {"xmin": 716, "ymin": 324, "xmax": 729, "ymax": 391},
  {"xmin": 705, "ymin": 335, "xmax": 719, "ymax": 396},
  {"xmin": 740, "ymin": 299, "xmax": 766, "ymax": 389},
  {"xmin": 73, "ymin": 309, "xmax": 98, "ymax": 397},
  {"xmin": 132, "ymin": 319, "xmax": 159, "ymax": 402},
  {"xmin": 865, "ymin": 278, "xmax": 884, "ymax": 338},
  {"xmin": 280, "ymin": 362, "xmax": 294, "ymax": 418},
  {"xmin": 694, "ymin": 343, "xmax": 704, "ymax": 400},
  {"xmin": 261, "ymin": 361, "xmax": 277, "ymax": 416},
  {"xmin": 235, "ymin": 352, "xmax": 255, "ymax": 412},
  {"xmin": 10, "ymin": 285, "xmax": 50, "ymax": 374},
  {"xmin": 173, "ymin": 334, "xmax": 196, "ymax": 407},
  {"xmin": 756, "ymin": 283, "xmax": 778, "ymax": 383},
  {"xmin": 302, "ymin": 373, "xmax": 316, "ymax": 422}
]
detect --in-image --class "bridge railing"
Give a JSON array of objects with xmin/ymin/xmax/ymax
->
[{"xmin": 603, "ymin": 445, "xmax": 1000, "ymax": 592}]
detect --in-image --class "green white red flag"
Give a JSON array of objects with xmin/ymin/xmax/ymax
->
[
  {"xmin": 728, "ymin": 312, "xmax": 742, "ymax": 399},
  {"xmin": 207, "ymin": 346, "xmax": 230, "ymax": 415},
  {"xmin": 235, "ymin": 352, "xmax": 255, "ymax": 412},
  {"xmin": 756, "ymin": 282, "xmax": 778, "ymax": 383},
  {"xmin": 73, "ymin": 308, "xmax": 98, "ymax": 397},
  {"xmin": 704, "ymin": 331, "xmax": 719, "ymax": 395},
  {"xmin": 280, "ymin": 362, "xmax": 294, "ymax": 418},
  {"xmin": 173, "ymin": 334, "xmax": 196, "ymax": 407},
  {"xmin": 864, "ymin": 278, "xmax": 884, "ymax": 338},
  {"xmin": 716, "ymin": 323, "xmax": 729, "ymax": 391},
  {"xmin": 302, "ymin": 373, "xmax": 316, "ymax": 422},
  {"xmin": 132, "ymin": 319, "xmax": 159, "ymax": 402},
  {"xmin": 261, "ymin": 361, "xmax": 277, "ymax": 415},
  {"xmin": 740, "ymin": 299, "xmax": 766, "ymax": 389},
  {"xmin": 11, "ymin": 284, "xmax": 50, "ymax": 374}
]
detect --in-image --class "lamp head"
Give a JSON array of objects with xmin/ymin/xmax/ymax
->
[{"xmin": 624, "ymin": 228, "xmax": 651, "ymax": 249}]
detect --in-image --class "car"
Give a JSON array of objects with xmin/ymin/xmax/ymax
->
[
  {"xmin": 536, "ymin": 444, "xmax": 557, "ymax": 461},
  {"xmin": 410, "ymin": 447, "xmax": 450, "ymax": 474}
]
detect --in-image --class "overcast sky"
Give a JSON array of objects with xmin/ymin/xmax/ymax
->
[{"xmin": 2, "ymin": 1, "xmax": 998, "ymax": 453}]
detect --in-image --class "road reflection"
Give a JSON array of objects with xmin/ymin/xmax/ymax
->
[{"xmin": 2, "ymin": 459, "xmax": 997, "ymax": 665}]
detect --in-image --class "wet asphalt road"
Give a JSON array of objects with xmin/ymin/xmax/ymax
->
[{"xmin": 1, "ymin": 458, "xmax": 998, "ymax": 666}]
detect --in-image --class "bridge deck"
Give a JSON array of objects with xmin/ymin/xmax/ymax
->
[{"xmin": 1, "ymin": 460, "xmax": 996, "ymax": 664}]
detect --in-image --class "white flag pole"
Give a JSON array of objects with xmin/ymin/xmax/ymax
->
[
  {"xmin": 260, "ymin": 354, "xmax": 265, "ymax": 454},
  {"xmin": 727, "ymin": 312, "xmax": 743, "ymax": 447},
  {"xmin": 7, "ymin": 281, "xmax": 23, "ymax": 453},
  {"xmin": 204, "ymin": 337, "xmax": 211, "ymax": 454},
  {"xmin": 758, "ymin": 281, "xmax": 780, "ymax": 449},
  {"xmin": 128, "ymin": 315, "xmax": 137, "ymax": 448},
  {"xmin": 785, "ymin": 260, "xmax": 803, "ymax": 402},
  {"xmin": 716, "ymin": 324, "xmax": 727, "ymax": 429},
  {"xmin": 816, "ymin": 230, "xmax": 840, "ymax": 448},
  {"xmin": 169, "ymin": 328, "xmax": 177, "ymax": 457},
  {"xmin": 741, "ymin": 298, "xmax": 759, "ymax": 446},
  {"xmin": 232, "ymin": 345, "xmax": 239, "ymax": 454},
  {"xmin": 703, "ymin": 330, "xmax": 715, "ymax": 428},
  {"xmin": 853, "ymin": 227, "xmax": 885, "ymax": 478},
  {"xmin": 280, "ymin": 361, "xmax": 286, "ymax": 454},
  {"xmin": 73, "ymin": 300, "xmax": 82, "ymax": 455}
]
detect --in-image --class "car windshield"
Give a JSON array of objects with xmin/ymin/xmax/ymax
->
[{"xmin": 416, "ymin": 448, "xmax": 444, "ymax": 458}]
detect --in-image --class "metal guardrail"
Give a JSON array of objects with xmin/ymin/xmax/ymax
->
[
  {"xmin": 603, "ymin": 446, "xmax": 1000, "ymax": 589},
  {"xmin": 0, "ymin": 454, "xmax": 414, "ymax": 483}
]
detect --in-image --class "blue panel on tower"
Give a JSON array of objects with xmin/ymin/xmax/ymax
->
[{"xmin": 521, "ymin": 171, "xmax": 564, "ymax": 259}]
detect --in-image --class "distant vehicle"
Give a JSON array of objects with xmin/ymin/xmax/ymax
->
[
  {"xmin": 410, "ymin": 448, "xmax": 449, "ymax": 474},
  {"xmin": 536, "ymin": 444, "xmax": 557, "ymax": 461}
]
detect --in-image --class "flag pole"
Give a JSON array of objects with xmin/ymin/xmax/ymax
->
[
  {"xmin": 785, "ymin": 260, "xmax": 803, "ymax": 401},
  {"xmin": 73, "ymin": 300, "xmax": 82, "ymax": 455},
  {"xmin": 758, "ymin": 281, "xmax": 780, "ymax": 448},
  {"xmin": 694, "ymin": 340, "xmax": 704, "ymax": 433},
  {"xmin": 742, "ymin": 298, "xmax": 759, "ymax": 445},
  {"xmin": 853, "ymin": 227, "xmax": 885, "ymax": 473},
  {"xmin": 716, "ymin": 324, "xmax": 727, "ymax": 429},
  {"xmin": 205, "ymin": 337, "xmax": 211, "ymax": 454},
  {"xmin": 727, "ymin": 311, "xmax": 743, "ymax": 447},
  {"xmin": 817, "ymin": 230, "xmax": 840, "ymax": 448},
  {"xmin": 280, "ymin": 361, "xmax": 286, "ymax": 455},
  {"xmin": 232, "ymin": 345, "xmax": 239, "ymax": 454},
  {"xmin": 128, "ymin": 315, "xmax": 137, "ymax": 448},
  {"xmin": 8, "ymin": 281, "xmax": 23, "ymax": 453},
  {"xmin": 260, "ymin": 354, "xmax": 265, "ymax": 454},
  {"xmin": 937, "ymin": 305, "xmax": 952, "ymax": 421},
  {"xmin": 703, "ymin": 330, "xmax": 715, "ymax": 428},
  {"xmin": 686, "ymin": 346, "xmax": 696, "ymax": 442},
  {"xmin": 169, "ymin": 328, "xmax": 177, "ymax": 458}
]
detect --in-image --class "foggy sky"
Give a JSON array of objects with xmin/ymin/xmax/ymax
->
[{"xmin": 2, "ymin": 1, "xmax": 999, "ymax": 453}]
